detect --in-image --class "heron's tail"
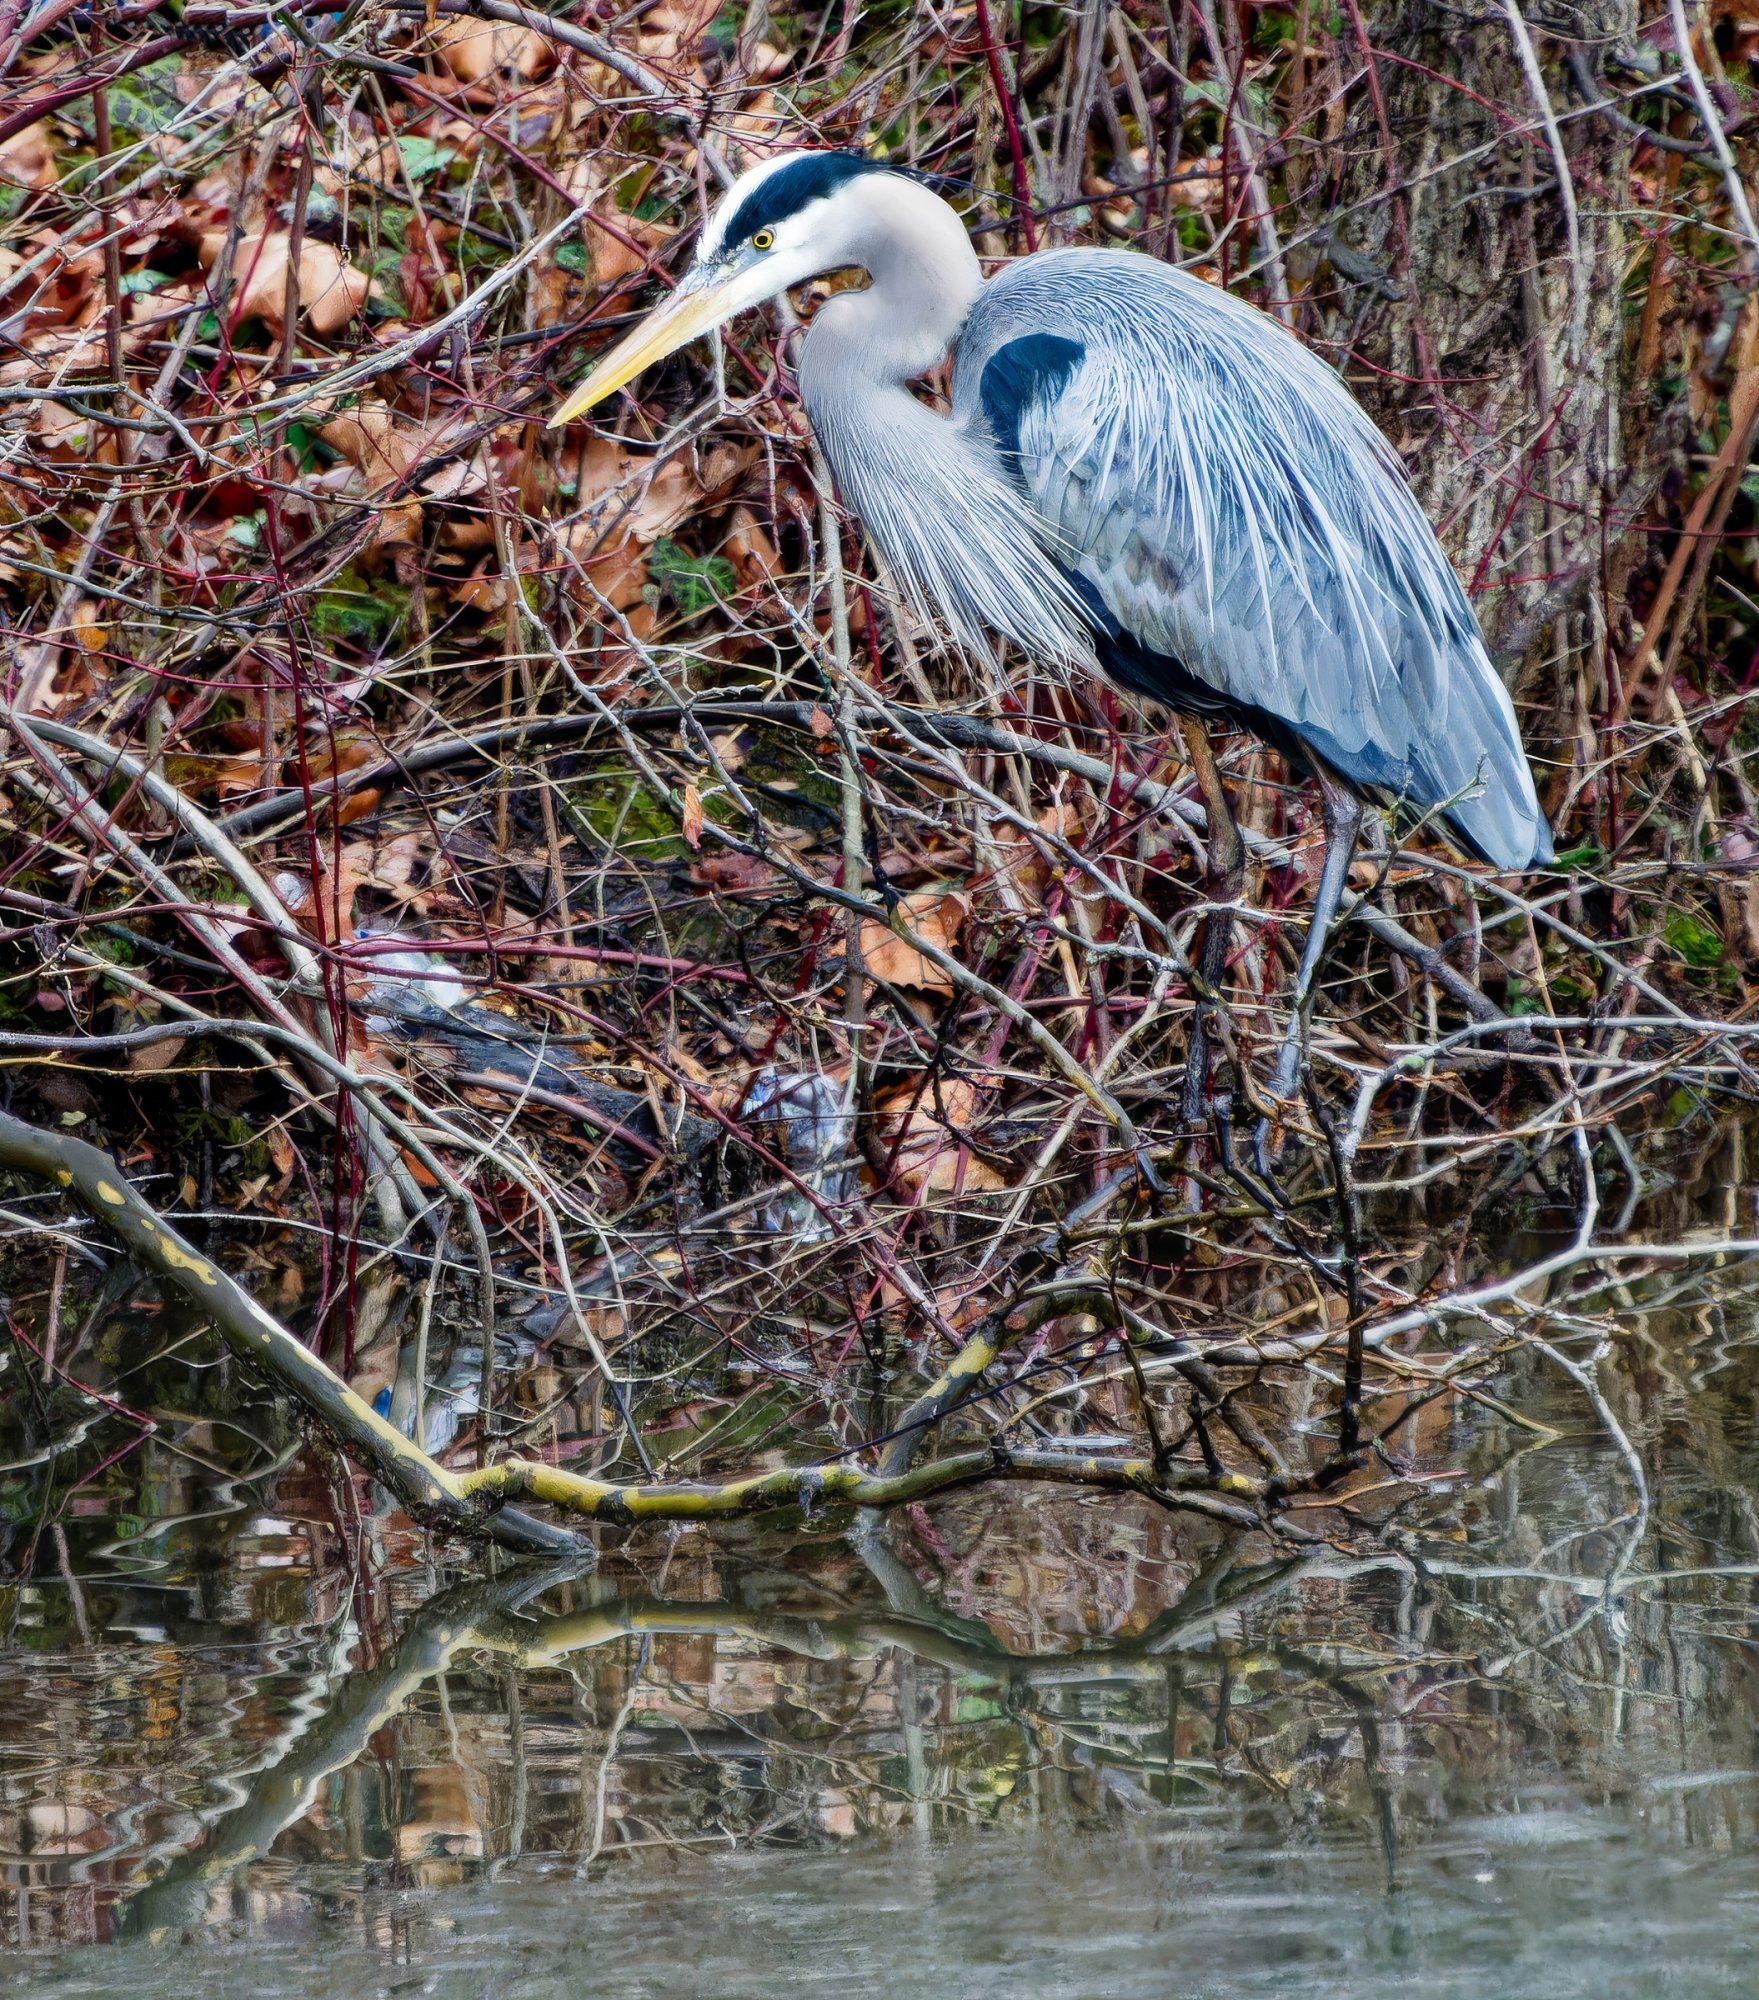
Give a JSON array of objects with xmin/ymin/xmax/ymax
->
[
  {"xmin": 1426, "ymin": 699, "xmax": 1552, "ymax": 871},
  {"xmin": 1443, "ymin": 787, "xmax": 1553, "ymax": 870}
]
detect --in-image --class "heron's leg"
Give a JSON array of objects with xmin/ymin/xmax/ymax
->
[
  {"xmin": 1265, "ymin": 771, "xmax": 1363, "ymax": 1102},
  {"xmin": 1178, "ymin": 718, "xmax": 1246, "ymax": 1125}
]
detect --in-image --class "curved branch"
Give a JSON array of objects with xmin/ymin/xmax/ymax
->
[
  {"xmin": 463, "ymin": 1442, "xmax": 1262, "ymax": 1526},
  {"xmin": 0, "ymin": 1109, "xmax": 572, "ymax": 1556},
  {"xmin": 209, "ymin": 699, "xmax": 1501, "ymax": 1028},
  {"xmin": 0, "ymin": 1113, "xmax": 1257, "ymax": 1550}
]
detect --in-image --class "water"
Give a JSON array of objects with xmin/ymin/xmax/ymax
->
[
  {"xmin": 29, "ymin": 1825, "xmax": 1759, "ymax": 1998},
  {"xmin": 4, "ymin": 1267, "xmax": 1759, "ymax": 1996}
]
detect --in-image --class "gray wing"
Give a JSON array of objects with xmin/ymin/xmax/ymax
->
[{"xmin": 953, "ymin": 250, "xmax": 1548, "ymax": 868}]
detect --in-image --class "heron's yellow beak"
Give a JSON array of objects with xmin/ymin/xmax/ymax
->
[{"xmin": 548, "ymin": 270, "xmax": 742, "ymax": 428}]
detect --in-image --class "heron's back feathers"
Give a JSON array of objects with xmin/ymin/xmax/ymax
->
[{"xmin": 952, "ymin": 250, "xmax": 1551, "ymax": 869}]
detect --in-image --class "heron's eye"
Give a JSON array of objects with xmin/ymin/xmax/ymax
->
[{"xmin": 751, "ymin": 229, "xmax": 775, "ymax": 252}]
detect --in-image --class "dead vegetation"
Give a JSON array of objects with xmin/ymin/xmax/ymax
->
[{"xmin": 1, "ymin": 1, "xmax": 1757, "ymax": 1554}]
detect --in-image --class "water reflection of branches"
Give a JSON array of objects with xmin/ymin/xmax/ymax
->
[{"xmin": 125, "ymin": 1540, "xmax": 1411, "ymax": 1934}]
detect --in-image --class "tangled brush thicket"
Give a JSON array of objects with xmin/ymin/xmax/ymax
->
[{"xmin": 0, "ymin": 1, "xmax": 1756, "ymax": 1540}]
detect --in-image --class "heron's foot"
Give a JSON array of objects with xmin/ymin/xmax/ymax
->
[
  {"xmin": 1249, "ymin": 1112, "xmax": 1284, "ymax": 1193},
  {"xmin": 1182, "ymin": 986, "xmax": 1239, "ymax": 1129},
  {"xmin": 1265, "ymin": 1034, "xmax": 1303, "ymax": 1105},
  {"xmin": 1250, "ymin": 1040, "xmax": 1306, "ymax": 1187},
  {"xmin": 1215, "ymin": 1091, "xmax": 1287, "ymax": 1214},
  {"xmin": 1130, "ymin": 1140, "xmax": 1168, "ymax": 1201}
]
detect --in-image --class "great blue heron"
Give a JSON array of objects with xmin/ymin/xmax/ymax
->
[{"xmin": 551, "ymin": 150, "xmax": 1552, "ymax": 1117}]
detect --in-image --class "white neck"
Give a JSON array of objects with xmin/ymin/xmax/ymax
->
[
  {"xmin": 787, "ymin": 181, "xmax": 1091, "ymax": 672},
  {"xmin": 796, "ymin": 176, "xmax": 982, "ymax": 390}
]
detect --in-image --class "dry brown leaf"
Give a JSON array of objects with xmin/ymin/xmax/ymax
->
[
  {"xmin": 316, "ymin": 407, "xmax": 483, "ymax": 547},
  {"xmin": 449, "ymin": 569, "xmax": 515, "ymax": 616},
  {"xmin": 558, "ymin": 163, "xmax": 658, "ymax": 291},
  {"xmin": 858, "ymin": 889, "xmax": 967, "ymax": 993},
  {"xmin": 688, "ymin": 852, "xmax": 777, "ymax": 894},
  {"xmin": 875, "ymin": 1077, "xmax": 1004, "ymax": 1197},
  {"xmin": 418, "ymin": 454, "xmax": 492, "ymax": 502},
  {"xmin": 563, "ymin": 441, "xmax": 713, "ymax": 618},
  {"xmin": 31, "ymin": 400, "xmax": 95, "ymax": 454},
  {"xmin": 638, "ymin": 0, "xmax": 722, "ymax": 60},
  {"xmin": 128, "ymin": 278, "xmax": 199, "ymax": 326},
  {"xmin": 725, "ymin": 95, "xmax": 782, "ymax": 150},
  {"xmin": 723, "ymin": 505, "xmax": 782, "ymax": 586},
  {"xmin": 313, "ymin": 830, "xmax": 429, "ymax": 934},
  {"xmin": 69, "ymin": 600, "xmax": 106, "ymax": 654},
  {"xmin": 181, "ymin": 167, "xmax": 242, "ymax": 235},
  {"xmin": 368, "ymin": 500, "xmax": 424, "ymax": 553},
  {"xmin": 304, "ymin": 736, "xmax": 379, "ymax": 786},
  {"xmin": 580, "ymin": 548, "xmax": 650, "ymax": 621},
  {"xmin": 227, "ymin": 232, "xmax": 371, "ymax": 335},
  {"xmin": 438, "ymin": 515, "xmax": 497, "ymax": 554},
  {"xmin": 992, "ymin": 801, "xmax": 1082, "ymax": 904},
  {"xmin": 435, "ymin": 17, "xmax": 553, "ymax": 84},
  {"xmin": 527, "ymin": 253, "xmax": 574, "ymax": 329},
  {"xmin": 128, "ymin": 1035, "xmax": 182, "ymax": 1075},
  {"xmin": 337, "ymin": 787, "xmax": 386, "ymax": 829},
  {"xmin": 570, "ymin": 439, "xmax": 703, "ymax": 543},
  {"xmin": 161, "ymin": 751, "xmax": 265, "ymax": 800},
  {"xmin": 578, "ymin": 211, "xmax": 652, "ymax": 292},
  {"xmin": 319, "ymin": 402, "xmax": 416, "ymax": 481},
  {"xmin": 0, "ymin": 120, "xmax": 57, "ymax": 190},
  {"xmin": 680, "ymin": 782, "xmax": 704, "ymax": 851}
]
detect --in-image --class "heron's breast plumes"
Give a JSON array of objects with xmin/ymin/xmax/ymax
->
[{"xmin": 800, "ymin": 338, "xmax": 1094, "ymax": 673}]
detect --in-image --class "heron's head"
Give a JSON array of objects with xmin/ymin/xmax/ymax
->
[{"xmin": 549, "ymin": 151, "xmax": 958, "ymax": 426}]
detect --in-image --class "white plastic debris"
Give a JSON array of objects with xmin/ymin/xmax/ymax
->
[
  {"xmin": 740, "ymin": 1066, "xmax": 858, "ymax": 1241},
  {"xmin": 350, "ymin": 925, "xmax": 468, "ymax": 1030},
  {"xmin": 416, "ymin": 1352, "xmax": 480, "ymax": 1458},
  {"xmin": 385, "ymin": 1327, "xmax": 537, "ymax": 1458}
]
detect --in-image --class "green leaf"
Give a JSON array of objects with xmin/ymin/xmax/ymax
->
[
  {"xmin": 1552, "ymin": 841, "xmax": 1603, "ymax": 869},
  {"xmin": 110, "ymin": 57, "xmax": 183, "ymax": 138},
  {"xmin": 953, "ymin": 1694, "xmax": 1006, "ymax": 1723},
  {"xmin": 554, "ymin": 240, "xmax": 590, "ymax": 275},
  {"xmin": 1505, "ymin": 978, "xmax": 1542, "ymax": 1018},
  {"xmin": 1664, "ymin": 910, "xmax": 1723, "ymax": 967},
  {"xmin": 312, "ymin": 563, "xmax": 410, "ymax": 646},
  {"xmin": 1665, "ymin": 1084, "xmax": 1702, "ymax": 1127},
  {"xmin": 649, "ymin": 536, "xmax": 735, "ymax": 616},
  {"xmin": 120, "ymin": 268, "xmax": 170, "ymax": 297},
  {"xmin": 378, "ymin": 204, "xmax": 414, "ymax": 251},
  {"xmin": 285, "ymin": 421, "xmax": 338, "ymax": 473},
  {"xmin": 86, "ymin": 930, "xmax": 138, "ymax": 967},
  {"xmin": 395, "ymin": 136, "xmax": 457, "ymax": 183},
  {"xmin": 567, "ymin": 774, "xmax": 688, "ymax": 862},
  {"xmin": 1186, "ymin": 75, "xmax": 1272, "ymax": 125}
]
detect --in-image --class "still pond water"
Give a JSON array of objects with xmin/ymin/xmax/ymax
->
[{"xmin": 3, "ymin": 1255, "xmax": 1758, "ymax": 1997}]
